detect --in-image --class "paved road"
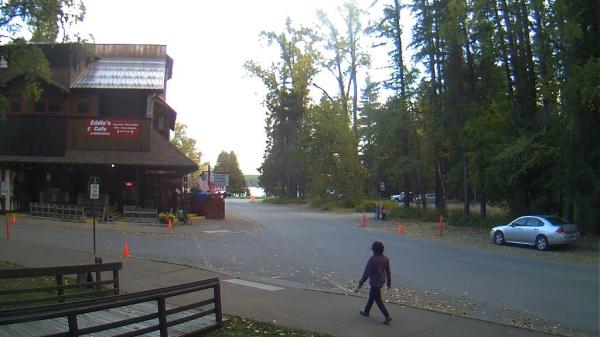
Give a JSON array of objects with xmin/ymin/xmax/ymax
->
[{"xmin": 7, "ymin": 199, "xmax": 599, "ymax": 335}]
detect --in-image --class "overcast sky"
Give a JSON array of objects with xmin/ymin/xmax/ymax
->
[{"xmin": 75, "ymin": 0, "xmax": 403, "ymax": 175}]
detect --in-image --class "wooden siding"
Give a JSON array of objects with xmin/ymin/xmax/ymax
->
[
  {"xmin": 67, "ymin": 118, "xmax": 151, "ymax": 151},
  {"xmin": 0, "ymin": 117, "xmax": 67, "ymax": 156}
]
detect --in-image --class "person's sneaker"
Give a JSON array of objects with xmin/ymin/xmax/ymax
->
[
  {"xmin": 359, "ymin": 310, "xmax": 369, "ymax": 317},
  {"xmin": 383, "ymin": 317, "xmax": 392, "ymax": 325}
]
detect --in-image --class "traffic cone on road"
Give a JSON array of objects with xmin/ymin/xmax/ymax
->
[
  {"xmin": 123, "ymin": 243, "xmax": 131, "ymax": 257},
  {"xmin": 439, "ymin": 213, "xmax": 445, "ymax": 236},
  {"xmin": 361, "ymin": 209, "xmax": 367, "ymax": 227},
  {"xmin": 397, "ymin": 224, "xmax": 405, "ymax": 235},
  {"xmin": 167, "ymin": 218, "xmax": 173, "ymax": 229},
  {"xmin": 11, "ymin": 214, "xmax": 16, "ymax": 223}
]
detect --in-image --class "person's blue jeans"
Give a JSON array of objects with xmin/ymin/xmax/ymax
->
[{"xmin": 364, "ymin": 285, "xmax": 390, "ymax": 318}]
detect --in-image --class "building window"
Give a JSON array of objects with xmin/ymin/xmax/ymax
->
[
  {"xmin": 77, "ymin": 97, "xmax": 89, "ymax": 114},
  {"xmin": 157, "ymin": 116, "xmax": 165, "ymax": 130},
  {"xmin": 48, "ymin": 95, "xmax": 61, "ymax": 112},
  {"xmin": 34, "ymin": 98, "xmax": 46, "ymax": 112},
  {"xmin": 8, "ymin": 94, "xmax": 20, "ymax": 112}
]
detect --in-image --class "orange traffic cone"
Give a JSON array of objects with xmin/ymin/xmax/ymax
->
[
  {"xmin": 361, "ymin": 209, "xmax": 367, "ymax": 227},
  {"xmin": 167, "ymin": 218, "xmax": 173, "ymax": 229},
  {"xmin": 123, "ymin": 243, "xmax": 131, "ymax": 257},
  {"xmin": 397, "ymin": 224, "xmax": 405, "ymax": 235},
  {"xmin": 11, "ymin": 214, "xmax": 16, "ymax": 223},
  {"xmin": 439, "ymin": 214, "xmax": 445, "ymax": 236}
]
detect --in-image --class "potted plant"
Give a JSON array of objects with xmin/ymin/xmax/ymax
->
[{"xmin": 158, "ymin": 212, "xmax": 175, "ymax": 224}]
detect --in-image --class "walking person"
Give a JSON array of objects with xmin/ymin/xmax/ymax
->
[{"xmin": 358, "ymin": 241, "xmax": 392, "ymax": 324}]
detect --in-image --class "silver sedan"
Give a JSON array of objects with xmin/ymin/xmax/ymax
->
[{"xmin": 490, "ymin": 215, "xmax": 578, "ymax": 251}]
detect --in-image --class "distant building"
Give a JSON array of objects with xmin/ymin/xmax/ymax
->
[{"xmin": 0, "ymin": 43, "xmax": 197, "ymax": 214}]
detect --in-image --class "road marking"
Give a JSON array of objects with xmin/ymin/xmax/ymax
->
[
  {"xmin": 203, "ymin": 230, "xmax": 231, "ymax": 234},
  {"xmin": 223, "ymin": 279, "xmax": 284, "ymax": 291}
]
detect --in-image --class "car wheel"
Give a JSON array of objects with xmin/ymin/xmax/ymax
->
[
  {"xmin": 535, "ymin": 235, "xmax": 549, "ymax": 251},
  {"xmin": 493, "ymin": 231, "xmax": 505, "ymax": 245},
  {"xmin": 394, "ymin": 198, "xmax": 400, "ymax": 202}
]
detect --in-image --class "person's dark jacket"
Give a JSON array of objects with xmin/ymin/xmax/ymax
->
[{"xmin": 359, "ymin": 254, "xmax": 391, "ymax": 288}]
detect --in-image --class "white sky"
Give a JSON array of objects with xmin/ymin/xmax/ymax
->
[{"xmin": 74, "ymin": 0, "xmax": 409, "ymax": 175}]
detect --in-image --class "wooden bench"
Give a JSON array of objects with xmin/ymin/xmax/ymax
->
[
  {"xmin": 0, "ymin": 262, "xmax": 122, "ymax": 311},
  {"xmin": 0, "ymin": 278, "xmax": 223, "ymax": 337},
  {"xmin": 123, "ymin": 205, "xmax": 158, "ymax": 223}
]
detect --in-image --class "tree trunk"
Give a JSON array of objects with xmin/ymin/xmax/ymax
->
[
  {"xmin": 464, "ymin": 159, "xmax": 470, "ymax": 216},
  {"xmin": 491, "ymin": 0, "xmax": 515, "ymax": 106},
  {"xmin": 479, "ymin": 183, "xmax": 487, "ymax": 218}
]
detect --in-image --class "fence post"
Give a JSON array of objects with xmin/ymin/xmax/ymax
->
[
  {"xmin": 67, "ymin": 312, "xmax": 79, "ymax": 337},
  {"xmin": 214, "ymin": 283, "xmax": 223, "ymax": 323},
  {"xmin": 157, "ymin": 296, "xmax": 168, "ymax": 337},
  {"xmin": 94, "ymin": 257, "xmax": 102, "ymax": 290},
  {"xmin": 56, "ymin": 274, "xmax": 64, "ymax": 303}
]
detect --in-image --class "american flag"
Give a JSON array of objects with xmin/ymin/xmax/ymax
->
[{"xmin": 196, "ymin": 173, "xmax": 210, "ymax": 192}]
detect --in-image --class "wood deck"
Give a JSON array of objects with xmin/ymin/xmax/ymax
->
[{"xmin": 0, "ymin": 301, "xmax": 217, "ymax": 337}]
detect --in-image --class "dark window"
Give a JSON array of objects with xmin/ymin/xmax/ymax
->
[
  {"xmin": 544, "ymin": 216, "xmax": 569, "ymax": 226},
  {"xmin": 77, "ymin": 97, "xmax": 89, "ymax": 114},
  {"xmin": 34, "ymin": 98, "xmax": 46, "ymax": 112},
  {"xmin": 48, "ymin": 95, "xmax": 61, "ymax": 112},
  {"xmin": 8, "ymin": 95, "xmax": 21, "ymax": 112},
  {"xmin": 526, "ymin": 218, "xmax": 543, "ymax": 227},
  {"xmin": 157, "ymin": 116, "xmax": 165, "ymax": 130},
  {"xmin": 513, "ymin": 218, "xmax": 528, "ymax": 226}
]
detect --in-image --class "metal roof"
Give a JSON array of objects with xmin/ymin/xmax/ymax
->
[{"xmin": 71, "ymin": 58, "xmax": 166, "ymax": 90}]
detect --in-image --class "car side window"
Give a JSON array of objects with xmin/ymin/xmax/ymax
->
[
  {"xmin": 513, "ymin": 218, "xmax": 527, "ymax": 226},
  {"xmin": 527, "ymin": 218, "xmax": 543, "ymax": 227}
]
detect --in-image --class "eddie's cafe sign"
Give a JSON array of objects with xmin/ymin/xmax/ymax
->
[{"xmin": 85, "ymin": 119, "xmax": 140, "ymax": 137}]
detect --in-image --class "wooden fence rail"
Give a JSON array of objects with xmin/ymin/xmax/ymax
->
[
  {"xmin": 0, "ymin": 278, "xmax": 223, "ymax": 337},
  {"xmin": 0, "ymin": 262, "xmax": 122, "ymax": 311}
]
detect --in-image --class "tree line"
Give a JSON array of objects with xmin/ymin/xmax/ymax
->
[{"xmin": 247, "ymin": 0, "xmax": 599, "ymax": 233}]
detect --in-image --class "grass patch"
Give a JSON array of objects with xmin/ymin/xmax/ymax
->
[
  {"xmin": 207, "ymin": 316, "xmax": 332, "ymax": 337},
  {"xmin": 387, "ymin": 207, "xmax": 511, "ymax": 229}
]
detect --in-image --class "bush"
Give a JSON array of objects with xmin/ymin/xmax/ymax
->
[
  {"xmin": 354, "ymin": 199, "xmax": 397, "ymax": 212},
  {"xmin": 446, "ymin": 210, "xmax": 510, "ymax": 228},
  {"xmin": 386, "ymin": 206, "xmax": 510, "ymax": 228},
  {"xmin": 262, "ymin": 196, "xmax": 307, "ymax": 205}
]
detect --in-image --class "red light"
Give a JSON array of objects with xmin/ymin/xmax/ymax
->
[
  {"xmin": 556, "ymin": 226, "xmax": 564, "ymax": 233},
  {"xmin": 125, "ymin": 182, "xmax": 133, "ymax": 188}
]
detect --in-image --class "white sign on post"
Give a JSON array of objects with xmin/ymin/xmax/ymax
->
[
  {"xmin": 0, "ymin": 181, "xmax": 8, "ymax": 197},
  {"xmin": 90, "ymin": 184, "xmax": 100, "ymax": 200}
]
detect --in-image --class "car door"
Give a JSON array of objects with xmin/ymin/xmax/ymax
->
[
  {"xmin": 504, "ymin": 217, "xmax": 527, "ymax": 242},
  {"xmin": 524, "ymin": 217, "xmax": 544, "ymax": 244},
  {"xmin": 514, "ymin": 216, "xmax": 540, "ymax": 243}
]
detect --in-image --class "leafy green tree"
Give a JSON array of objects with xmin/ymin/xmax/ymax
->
[
  {"xmin": 301, "ymin": 98, "xmax": 365, "ymax": 205},
  {"xmin": 170, "ymin": 122, "xmax": 203, "ymax": 189},
  {"xmin": 215, "ymin": 151, "xmax": 248, "ymax": 196},
  {"xmin": 245, "ymin": 19, "xmax": 318, "ymax": 198},
  {"xmin": 0, "ymin": 0, "xmax": 86, "ymax": 118},
  {"xmin": 316, "ymin": 0, "xmax": 369, "ymax": 137}
]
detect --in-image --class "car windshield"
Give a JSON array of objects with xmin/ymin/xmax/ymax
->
[{"xmin": 544, "ymin": 216, "xmax": 569, "ymax": 226}]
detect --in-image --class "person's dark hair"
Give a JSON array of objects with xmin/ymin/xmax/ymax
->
[{"xmin": 372, "ymin": 241, "xmax": 384, "ymax": 255}]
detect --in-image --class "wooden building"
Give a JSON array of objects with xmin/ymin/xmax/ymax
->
[{"xmin": 0, "ymin": 43, "xmax": 197, "ymax": 214}]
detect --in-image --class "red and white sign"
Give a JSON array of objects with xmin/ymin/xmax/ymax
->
[{"xmin": 86, "ymin": 119, "xmax": 140, "ymax": 137}]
